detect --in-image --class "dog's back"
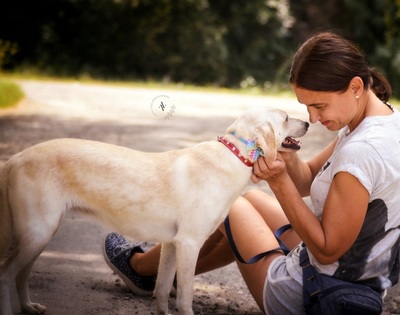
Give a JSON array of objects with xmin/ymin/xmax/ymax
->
[{"xmin": 0, "ymin": 138, "xmax": 250, "ymax": 263}]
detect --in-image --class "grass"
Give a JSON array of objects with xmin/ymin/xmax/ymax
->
[{"xmin": 0, "ymin": 80, "xmax": 24, "ymax": 109}]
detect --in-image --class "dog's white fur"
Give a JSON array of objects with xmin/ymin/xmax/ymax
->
[{"xmin": 0, "ymin": 107, "xmax": 308, "ymax": 315}]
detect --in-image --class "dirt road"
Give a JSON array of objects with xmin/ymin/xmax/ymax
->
[{"xmin": 1, "ymin": 80, "xmax": 399, "ymax": 314}]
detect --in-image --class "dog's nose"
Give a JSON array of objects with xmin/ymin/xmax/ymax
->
[{"xmin": 305, "ymin": 122, "xmax": 310, "ymax": 129}]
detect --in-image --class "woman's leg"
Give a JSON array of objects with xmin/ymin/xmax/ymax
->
[
  {"xmin": 218, "ymin": 195, "xmax": 286, "ymax": 311},
  {"xmin": 244, "ymin": 190, "xmax": 301, "ymax": 249},
  {"xmin": 131, "ymin": 229, "xmax": 235, "ymax": 277}
]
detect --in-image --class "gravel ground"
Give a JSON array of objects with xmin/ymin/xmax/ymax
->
[{"xmin": 1, "ymin": 80, "xmax": 400, "ymax": 314}]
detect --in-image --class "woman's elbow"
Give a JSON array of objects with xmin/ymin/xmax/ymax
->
[{"xmin": 312, "ymin": 250, "xmax": 341, "ymax": 265}]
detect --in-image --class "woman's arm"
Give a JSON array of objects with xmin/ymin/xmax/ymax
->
[{"xmin": 252, "ymin": 140, "xmax": 369, "ymax": 264}]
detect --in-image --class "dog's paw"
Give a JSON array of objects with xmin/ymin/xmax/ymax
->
[{"xmin": 21, "ymin": 302, "xmax": 47, "ymax": 314}]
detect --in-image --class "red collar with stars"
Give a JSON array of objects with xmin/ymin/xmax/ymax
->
[{"xmin": 217, "ymin": 135, "xmax": 253, "ymax": 167}]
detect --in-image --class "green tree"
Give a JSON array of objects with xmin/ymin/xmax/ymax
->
[
  {"xmin": 1, "ymin": 0, "xmax": 399, "ymax": 96},
  {"xmin": 210, "ymin": 0, "xmax": 293, "ymax": 87}
]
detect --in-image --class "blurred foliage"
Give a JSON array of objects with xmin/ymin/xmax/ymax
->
[
  {"xmin": 0, "ymin": 40, "xmax": 19, "ymax": 69},
  {"xmin": 0, "ymin": 80, "xmax": 24, "ymax": 108},
  {"xmin": 0, "ymin": 0, "xmax": 399, "ymax": 96}
]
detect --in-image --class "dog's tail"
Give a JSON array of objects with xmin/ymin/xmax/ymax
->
[{"xmin": 0, "ymin": 161, "xmax": 14, "ymax": 274}]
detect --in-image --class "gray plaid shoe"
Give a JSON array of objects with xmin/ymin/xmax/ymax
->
[{"xmin": 103, "ymin": 232, "xmax": 156, "ymax": 296}]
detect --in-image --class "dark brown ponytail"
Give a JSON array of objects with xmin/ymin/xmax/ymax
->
[{"xmin": 369, "ymin": 67, "xmax": 392, "ymax": 102}]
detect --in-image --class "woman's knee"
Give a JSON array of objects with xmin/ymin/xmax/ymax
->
[
  {"xmin": 243, "ymin": 190, "xmax": 276, "ymax": 206},
  {"xmin": 243, "ymin": 189, "xmax": 266, "ymax": 201},
  {"xmin": 242, "ymin": 190, "xmax": 290, "ymax": 232},
  {"xmin": 243, "ymin": 190, "xmax": 281, "ymax": 215}
]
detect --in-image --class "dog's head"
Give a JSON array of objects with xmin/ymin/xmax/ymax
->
[{"xmin": 226, "ymin": 107, "xmax": 309, "ymax": 162}]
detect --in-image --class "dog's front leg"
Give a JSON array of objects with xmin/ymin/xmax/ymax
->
[
  {"xmin": 175, "ymin": 239, "xmax": 201, "ymax": 315},
  {"xmin": 155, "ymin": 242, "xmax": 176, "ymax": 315}
]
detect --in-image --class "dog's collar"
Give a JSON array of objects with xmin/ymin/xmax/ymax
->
[
  {"xmin": 218, "ymin": 135, "xmax": 253, "ymax": 167},
  {"xmin": 231, "ymin": 131, "xmax": 264, "ymax": 160}
]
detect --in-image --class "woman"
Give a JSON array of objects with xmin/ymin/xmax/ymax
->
[{"xmin": 103, "ymin": 32, "xmax": 400, "ymax": 314}]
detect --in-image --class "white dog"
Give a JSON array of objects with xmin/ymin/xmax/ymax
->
[{"xmin": 0, "ymin": 106, "xmax": 308, "ymax": 315}]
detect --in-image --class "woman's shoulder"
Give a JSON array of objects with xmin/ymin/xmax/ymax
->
[{"xmin": 356, "ymin": 109, "xmax": 400, "ymax": 138}]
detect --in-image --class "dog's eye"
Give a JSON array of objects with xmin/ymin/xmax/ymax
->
[{"xmin": 285, "ymin": 116, "xmax": 289, "ymax": 122}]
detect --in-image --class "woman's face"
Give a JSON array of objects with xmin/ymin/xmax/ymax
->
[{"xmin": 293, "ymin": 85, "xmax": 359, "ymax": 131}]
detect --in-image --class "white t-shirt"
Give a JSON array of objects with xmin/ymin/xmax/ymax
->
[{"xmin": 286, "ymin": 107, "xmax": 400, "ymax": 292}]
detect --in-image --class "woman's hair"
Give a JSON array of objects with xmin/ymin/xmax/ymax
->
[{"xmin": 289, "ymin": 32, "xmax": 391, "ymax": 102}]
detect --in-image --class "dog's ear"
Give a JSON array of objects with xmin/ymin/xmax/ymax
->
[{"xmin": 254, "ymin": 122, "xmax": 278, "ymax": 162}]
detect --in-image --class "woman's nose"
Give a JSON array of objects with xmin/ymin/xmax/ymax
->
[{"xmin": 308, "ymin": 108, "xmax": 320, "ymax": 124}]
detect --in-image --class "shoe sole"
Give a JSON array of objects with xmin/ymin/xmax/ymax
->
[{"xmin": 102, "ymin": 241, "xmax": 154, "ymax": 296}]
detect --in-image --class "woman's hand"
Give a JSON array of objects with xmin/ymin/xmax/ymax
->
[{"xmin": 251, "ymin": 152, "xmax": 288, "ymax": 185}]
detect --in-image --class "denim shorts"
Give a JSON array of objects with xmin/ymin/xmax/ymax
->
[{"xmin": 263, "ymin": 255, "xmax": 306, "ymax": 315}]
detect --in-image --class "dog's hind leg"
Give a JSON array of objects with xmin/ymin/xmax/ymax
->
[
  {"xmin": 16, "ymin": 257, "xmax": 47, "ymax": 314},
  {"xmin": 1, "ymin": 231, "xmax": 55, "ymax": 315},
  {"xmin": 0, "ymin": 273, "xmax": 14, "ymax": 315},
  {"xmin": 7, "ymin": 178, "xmax": 66, "ymax": 314},
  {"xmin": 0, "ymin": 246, "xmax": 48, "ymax": 315},
  {"xmin": 12, "ymin": 209, "xmax": 64, "ymax": 315},
  {"xmin": 10, "ymin": 208, "xmax": 63, "ymax": 313},
  {"xmin": 5, "ymin": 238, "xmax": 52, "ymax": 315},
  {"xmin": 155, "ymin": 242, "xmax": 176, "ymax": 315}
]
